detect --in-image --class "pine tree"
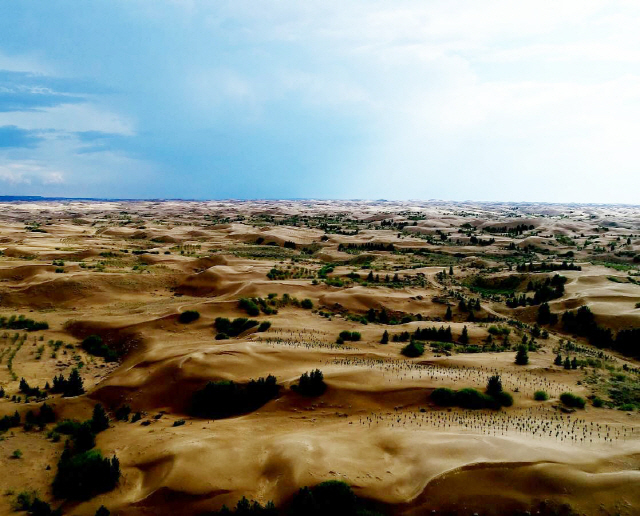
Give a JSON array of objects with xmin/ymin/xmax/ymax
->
[
  {"xmin": 564, "ymin": 357, "xmax": 571, "ymax": 370},
  {"xmin": 571, "ymin": 357, "xmax": 578, "ymax": 369},
  {"xmin": 64, "ymin": 369, "xmax": 84, "ymax": 397},
  {"xmin": 487, "ymin": 375, "xmax": 502, "ymax": 396},
  {"xmin": 91, "ymin": 403, "xmax": 110, "ymax": 433},
  {"xmin": 460, "ymin": 326, "xmax": 469, "ymax": 345},
  {"xmin": 380, "ymin": 330, "xmax": 389, "ymax": 344},
  {"xmin": 537, "ymin": 303, "xmax": 551, "ymax": 325},
  {"xmin": 554, "ymin": 354, "xmax": 562, "ymax": 366},
  {"xmin": 445, "ymin": 306, "xmax": 452, "ymax": 321},
  {"xmin": 96, "ymin": 506, "xmax": 110, "ymax": 516},
  {"xmin": 515, "ymin": 345, "xmax": 529, "ymax": 365},
  {"xmin": 366, "ymin": 271, "xmax": 374, "ymax": 282},
  {"xmin": 449, "ymin": 265, "xmax": 454, "ymax": 276}
]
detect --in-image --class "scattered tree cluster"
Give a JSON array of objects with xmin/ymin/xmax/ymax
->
[
  {"xmin": 81, "ymin": 335, "xmax": 119, "ymax": 362},
  {"xmin": 292, "ymin": 370, "xmax": 327, "ymax": 397},
  {"xmin": 0, "ymin": 314, "xmax": 48, "ymax": 331},
  {"xmin": 215, "ymin": 317, "xmax": 269, "ymax": 339},
  {"xmin": 191, "ymin": 376, "xmax": 280, "ymax": 418}
]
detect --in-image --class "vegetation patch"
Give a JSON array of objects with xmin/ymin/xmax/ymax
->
[{"xmin": 191, "ymin": 376, "xmax": 280, "ymax": 418}]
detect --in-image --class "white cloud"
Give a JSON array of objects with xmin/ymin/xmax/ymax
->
[{"xmin": 0, "ymin": 102, "xmax": 135, "ymax": 135}]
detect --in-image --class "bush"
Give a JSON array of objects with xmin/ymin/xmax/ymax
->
[
  {"xmin": 432, "ymin": 386, "xmax": 513, "ymax": 410},
  {"xmin": 431, "ymin": 388, "xmax": 456, "ymax": 406},
  {"xmin": 258, "ymin": 321, "xmax": 271, "ymax": 332},
  {"xmin": 0, "ymin": 411, "xmax": 20, "ymax": 432},
  {"xmin": 239, "ymin": 298, "xmax": 260, "ymax": 316},
  {"xmin": 401, "ymin": 341, "xmax": 424, "ymax": 358},
  {"xmin": 115, "ymin": 405, "xmax": 131, "ymax": 422},
  {"xmin": 493, "ymin": 391, "xmax": 513, "ymax": 407},
  {"xmin": 455, "ymin": 388, "xmax": 495, "ymax": 410},
  {"xmin": 534, "ymin": 390, "xmax": 549, "ymax": 401},
  {"xmin": 291, "ymin": 481, "xmax": 357, "ymax": 516},
  {"xmin": 338, "ymin": 331, "xmax": 361, "ymax": 342},
  {"xmin": 191, "ymin": 376, "xmax": 279, "ymax": 418},
  {"xmin": 211, "ymin": 497, "xmax": 277, "ymax": 515},
  {"xmin": 592, "ymin": 397, "xmax": 604, "ymax": 408},
  {"xmin": 178, "ymin": 310, "xmax": 200, "ymax": 324},
  {"xmin": 72, "ymin": 421, "xmax": 97, "ymax": 453},
  {"xmin": 53, "ymin": 449, "xmax": 120, "ymax": 500},
  {"xmin": 13, "ymin": 492, "xmax": 61, "ymax": 516},
  {"xmin": 293, "ymin": 369, "xmax": 327, "ymax": 397},
  {"xmin": 81, "ymin": 335, "xmax": 118, "ymax": 362},
  {"xmin": 214, "ymin": 317, "xmax": 259, "ymax": 338},
  {"xmin": 301, "ymin": 299, "xmax": 313, "ymax": 309},
  {"xmin": 560, "ymin": 392, "xmax": 586, "ymax": 409}
]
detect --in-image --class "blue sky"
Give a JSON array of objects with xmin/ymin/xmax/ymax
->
[{"xmin": 1, "ymin": 1, "xmax": 639, "ymax": 202}]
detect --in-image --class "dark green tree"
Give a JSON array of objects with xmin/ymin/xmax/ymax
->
[
  {"xmin": 515, "ymin": 345, "xmax": 529, "ymax": 365},
  {"xmin": 91, "ymin": 404, "xmax": 110, "ymax": 433},
  {"xmin": 64, "ymin": 369, "xmax": 84, "ymax": 397},
  {"xmin": 459, "ymin": 326, "xmax": 469, "ymax": 345},
  {"xmin": 486, "ymin": 375, "xmax": 503, "ymax": 396}
]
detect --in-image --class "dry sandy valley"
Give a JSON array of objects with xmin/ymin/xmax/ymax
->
[{"xmin": 0, "ymin": 199, "xmax": 639, "ymax": 516}]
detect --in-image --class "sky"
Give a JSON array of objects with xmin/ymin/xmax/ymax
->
[{"xmin": 1, "ymin": 1, "xmax": 640, "ymax": 203}]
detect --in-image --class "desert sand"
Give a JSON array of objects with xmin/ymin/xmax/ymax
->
[{"xmin": 0, "ymin": 199, "xmax": 639, "ymax": 516}]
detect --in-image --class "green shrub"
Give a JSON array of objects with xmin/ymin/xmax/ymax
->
[
  {"xmin": 455, "ymin": 388, "xmax": 495, "ymax": 409},
  {"xmin": 214, "ymin": 317, "xmax": 258, "ymax": 337},
  {"xmin": 301, "ymin": 299, "xmax": 313, "ymax": 309},
  {"xmin": 53, "ymin": 449, "xmax": 120, "ymax": 500},
  {"xmin": 431, "ymin": 388, "xmax": 456, "ymax": 406},
  {"xmin": 13, "ymin": 492, "xmax": 60, "ymax": 515},
  {"xmin": 238, "ymin": 298, "xmax": 260, "ymax": 316},
  {"xmin": 618, "ymin": 403, "xmax": 635, "ymax": 412},
  {"xmin": 401, "ymin": 341, "xmax": 424, "ymax": 358},
  {"xmin": 337, "ymin": 331, "xmax": 361, "ymax": 342},
  {"xmin": 54, "ymin": 419, "xmax": 82, "ymax": 435},
  {"xmin": 592, "ymin": 397, "xmax": 604, "ymax": 408},
  {"xmin": 493, "ymin": 391, "xmax": 513, "ymax": 407},
  {"xmin": 258, "ymin": 321, "xmax": 271, "ymax": 332},
  {"xmin": 81, "ymin": 335, "xmax": 118, "ymax": 362},
  {"xmin": 292, "ymin": 370, "xmax": 327, "ymax": 397},
  {"xmin": 534, "ymin": 390, "xmax": 549, "ymax": 401},
  {"xmin": 291, "ymin": 481, "xmax": 357, "ymax": 516},
  {"xmin": 560, "ymin": 392, "xmax": 586, "ymax": 409},
  {"xmin": 115, "ymin": 405, "xmax": 131, "ymax": 422},
  {"xmin": 178, "ymin": 310, "xmax": 200, "ymax": 324},
  {"xmin": 191, "ymin": 376, "xmax": 279, "ymax": 418}
]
